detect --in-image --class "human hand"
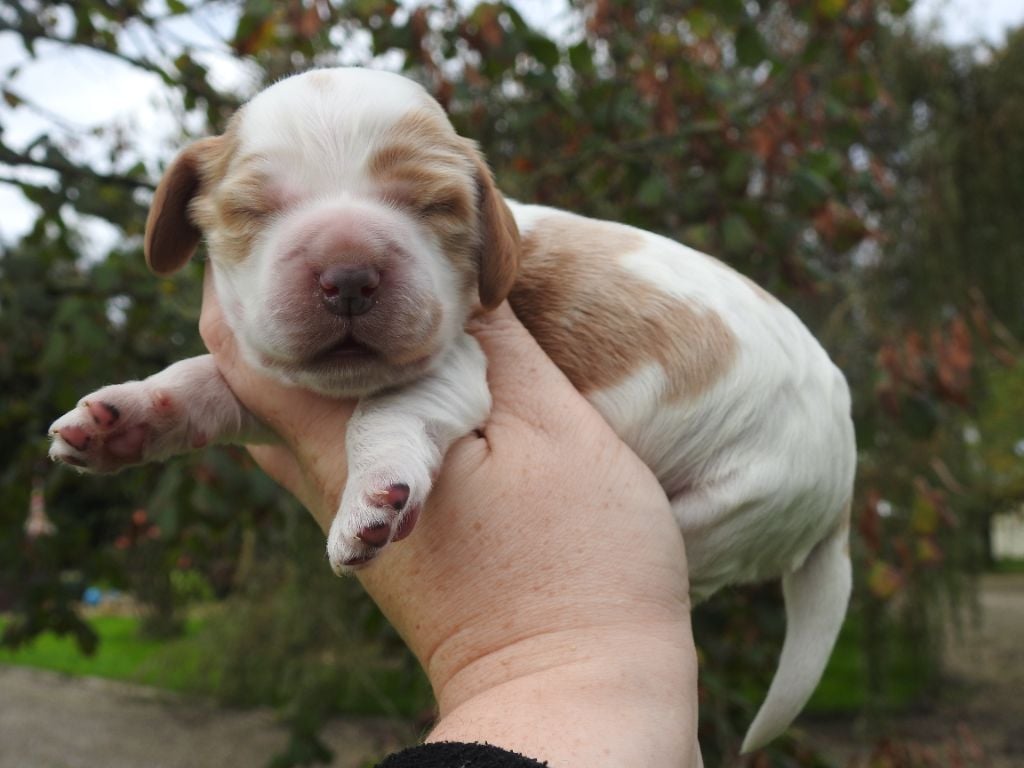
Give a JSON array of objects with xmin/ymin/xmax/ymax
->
[{"xmin": 200, "ymin": 267, "xmax": 701, "ymax": 767}]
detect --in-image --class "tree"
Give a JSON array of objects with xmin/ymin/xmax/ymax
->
[{"xmin": 2, "ymin": 2, "xmax": 1020, "ymax": 766}]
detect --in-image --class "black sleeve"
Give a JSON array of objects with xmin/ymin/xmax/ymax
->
[{"xmin": 376, "ymin": 741, "xmax": 550, "ymax": 768}]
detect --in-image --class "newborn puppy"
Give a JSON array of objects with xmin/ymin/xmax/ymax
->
[{"xmin": 49, "ymin": 67, "xmax": 856, "ymax": 752}]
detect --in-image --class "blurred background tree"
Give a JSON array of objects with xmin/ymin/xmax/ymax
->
[{"xmin": 1, "ymin": 1, "xmax": 1021, "ymax": 766}]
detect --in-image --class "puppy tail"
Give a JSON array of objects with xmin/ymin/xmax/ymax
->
[{"xmin": 740, "ymin": 509, "xmax": 852, "ymax": 753}]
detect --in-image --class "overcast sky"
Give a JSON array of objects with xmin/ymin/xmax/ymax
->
[{"xmin": 1, "ymin": 0, "xmax": 1022, "ymax": 244}]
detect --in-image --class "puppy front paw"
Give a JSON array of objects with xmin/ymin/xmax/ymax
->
[
  {"xmin": 48, "ymin": 382, "xmax": 200, "ymax": 473},
  {"xmin": 327, "ymin": 471, "xmax": 429, "ymax": 574}
]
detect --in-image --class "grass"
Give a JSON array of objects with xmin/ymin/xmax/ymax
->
[
  {"xmin": 3, "ymin": 601, "xmax": 946, "ymax": 719},
  {"xmin": 991, "ymin": 557, "xmax": 1024, "ymax": 574},
  {"xmin": 0, "ymin": 614, "xmax": 208, "ymax": 694},
  {"xmin": 0, "ymin": 611, "xmax": 431, "ymax": 716}
]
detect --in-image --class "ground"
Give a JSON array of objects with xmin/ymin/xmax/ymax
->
[
  {"xmin": 804, "ymin": 572, "xmax": 1024, "ymax": 768},
  {"xmin": 0, "ymin": 666, "xmax": 417, "ymax": 768},
  {"xmin": 1, "ymin": 573, "xmax": 1020, "ymax": 768}
]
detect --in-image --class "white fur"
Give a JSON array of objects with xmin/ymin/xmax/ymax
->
[
  {"xmin": 49, "ymin": 67, "xmax": 857, "ymax": 754},
  {"xmin": 48, "ymin": 356, "xmax": 269, "ymax": 471},
  {"xmin": 329, "ymin": 332, "xmax": 491, "ymax": 569}
]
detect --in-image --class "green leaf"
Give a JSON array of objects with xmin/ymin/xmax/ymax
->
[
  {"xmin": 867, "ymin": 562, "xmax": 903, "ymax": 600},
  {"xmin": 722, "ymin": 214, "xmax": 757, "ymax": 256},
  {"xmin": 888, "ymin": 0, "xmax": 912, "ymax": 16},
  {"xmin": 723, "ymin": 152, "xmax": 752, "ymax": 193},
  {"xmin": 791, "ymin": 167, "xmax": 835, "ymax": 210},
  {"xmin": 682, "ymin": 223, "xmax": 714, "ymax": 251},
  {"xmin": 568, "ymin": 41, "xmax": 593, "ymax": 75},
  {"xmin": 685, "ymin": 9, "xmax": 715, "ymax": 39},
  {"xmin": 735, "ymin": 24, "xmax": 768, "ymax": 68},
  {"xmin": 816, "ymin": 0, "xmax": 847, "ymax": 20},
  {"xmin": 704, "ymin": 0, "xmax": 746, "ymax": 25},
  {"xmin": 636, "ymin": 174, "xmax": 666, "ymax": 207},
  {"xmin": 910, "ymin": 493, "xmax": 939, "ymax": 534},
  {"xmin": 526, "ymin": 34, "xmax": 559, "ymax": 69}
]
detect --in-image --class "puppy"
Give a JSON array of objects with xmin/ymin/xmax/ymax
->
[{"xmin": 49, "ymin": 67, "xmax": 856, "ymax": 752}]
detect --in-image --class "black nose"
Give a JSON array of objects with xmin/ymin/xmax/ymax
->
[{"xmin": 318, "ymin": 266, "xmax": 380, "ymax": 316}]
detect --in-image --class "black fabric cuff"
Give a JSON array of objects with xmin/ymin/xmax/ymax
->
[{"xmin": 376, "ymin": 741, "xmax": 550, "ymax": 768}]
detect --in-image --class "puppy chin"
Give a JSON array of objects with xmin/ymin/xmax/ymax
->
[
  {"xmin": 251, "ymin": 346, "xmax": 439, "ymax": 398},
  {"xmin": 294, "ymin": 362, "xmax": 432, "ymax": 398}
]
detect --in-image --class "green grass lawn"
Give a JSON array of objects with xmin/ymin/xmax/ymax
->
[
  {"xmin": 0, "ymin": 614, "xmax": 209, "ymax": 694},
  {"xmin": 992, "ymin": 557, "xmax": 1024, "ymax": 574},
  {"xmin": 2, "ymin": 606, "xmax": 930, "ymax": 717},
  {"xmin": 0, "ymin": 611, "xmax": 431, "ymax": 716}
]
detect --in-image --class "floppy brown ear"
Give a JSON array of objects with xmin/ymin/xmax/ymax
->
[
  {"xmin": 471, "ymin": 150, "xmax": 520, "ymax": 310},
  {"xmin": 144, "ymin": 137, "xmax": 222, "ymax": 276}
]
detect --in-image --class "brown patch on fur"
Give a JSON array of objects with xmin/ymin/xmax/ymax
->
[
  {"xmin": 369, "ymin": 109, "xmax": 519, "ymax": 308},
  {"xmin": 510, "ymin": 215, "xmax": 738, "ymax": 401},
  {"xmin": 191, "ymin": 147, "xmax": 283, "ymax": 269}
]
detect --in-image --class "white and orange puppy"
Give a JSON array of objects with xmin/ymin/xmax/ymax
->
[{"xmin": 49, "ymin": 67, "xmax": 856, "ymax": 751}]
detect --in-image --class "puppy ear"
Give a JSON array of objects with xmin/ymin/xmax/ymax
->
[
  {"xmin": 470, "ymin": 149, "xmax": 520, "ymax": 310},
  {"xmin": 144, "ymin": 137, "xmax": 222, "ymax": 276}
]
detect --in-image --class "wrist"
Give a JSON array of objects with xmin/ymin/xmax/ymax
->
[{"xmin": 425, "ymin": 622, "xmax": 699, "ymax": 768}]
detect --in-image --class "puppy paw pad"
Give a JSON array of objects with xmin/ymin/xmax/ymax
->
[
  {"xmin": 105, "ymin": 425, "xmax": 149, "ymax": 461},
  {"xmin": 392, "ymin": 505, "xmax": 421, "ymax": 542},
  {"xmin": 150, "ymin": 389, "xmax": 176, "ymax": 414},
  {"xmin": 356, "ymin": 522, "xmax": 392, "ymax": 548},
  {"xmin": 57, "ymin": 425, "xmax": 92, "ymax": 452},
  {"xmin": 371, "ymin": 483, "xmax": 410, "ymax": 511}
]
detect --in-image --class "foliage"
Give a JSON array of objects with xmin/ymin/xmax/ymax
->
[
  {"xmin": 193, "ymin": 520, "xmax": 432, "ymax": 765},
  {"xmin": 1, "ymin": 1, "xmax": 1022, "ymax": 767}
]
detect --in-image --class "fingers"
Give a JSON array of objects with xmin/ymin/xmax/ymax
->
[
  {"xmin": 466, "ymin": 302, "xmax": 600, "ymax": 437},
  {"xmin": 199, "ymin": 267, "xmax": 233, "ymax": 361}
]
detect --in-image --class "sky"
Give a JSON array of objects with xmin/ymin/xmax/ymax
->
[
  {"xmin": 1, "ymin": 0, "xmax": 1023, "ymax": 244},
  {"xmin": 910, "ymin": 0, "xmax": 1024, "ymax": 45}
]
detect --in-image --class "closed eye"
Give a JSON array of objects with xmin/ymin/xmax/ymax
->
[
  {"xmin": 223, "ymin": 202, "xmax": 274, "ymax": 220},
  {"xmin": 382, "ymin": 187, "xmax": 468, "ymax": 221},
  {"xmin": 418, "ymin": 198, "xmax": 462, "ymax": 218}
]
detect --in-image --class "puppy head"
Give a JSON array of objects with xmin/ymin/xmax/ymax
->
[{"xmin": 145, "ymin": 68, "xmax": 519, "ymax": 396}]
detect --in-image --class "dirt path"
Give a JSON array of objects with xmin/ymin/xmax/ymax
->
[
  {"xmin": 0, "ymin": 665, "xmax": 417, "ymax": 768},
  {"xmin": 805, "ymin": 572, "xmax": 1024, "ymax": 768}
]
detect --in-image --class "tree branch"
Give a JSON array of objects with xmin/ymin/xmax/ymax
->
[{"xmin": 0, "ymin": 143, "xmax": 155, "ymax": 191}]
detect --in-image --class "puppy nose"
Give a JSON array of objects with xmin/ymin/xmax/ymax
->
[{"xmin": 318, "ymin": 266, "xmax": 380, "ymax": 316}]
